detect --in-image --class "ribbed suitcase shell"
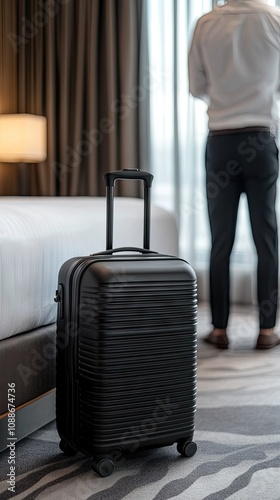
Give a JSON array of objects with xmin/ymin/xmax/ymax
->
[
  {"xmin": 56, "ymin": 169, "xmax": 197, "ymax": 476},
  {"xmin": 56, "ymin": 253, "xmax": 197, "ymax": 474}
]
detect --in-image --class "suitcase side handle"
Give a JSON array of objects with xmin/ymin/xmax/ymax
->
[
  {"xmin": 103, "ymin": 169, "xmax": 154, "ymax": 251},
  {"xmin": 91, "ymin": 246, "xmax": 158, "ymax": 256}
]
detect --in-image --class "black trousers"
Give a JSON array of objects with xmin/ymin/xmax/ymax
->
[{"xmin": 205, "ymin": 131, "xmax": 279, "ymax": 329}]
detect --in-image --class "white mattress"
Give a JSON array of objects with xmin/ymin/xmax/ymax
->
[{"xmin": 0, "ymin": 197, "xmax": 178, "ymax": 340}]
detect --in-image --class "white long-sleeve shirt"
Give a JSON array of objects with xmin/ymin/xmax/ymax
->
[{"xmin": 188, "ymin": 0, "xmax": 280, "ymax": 131}]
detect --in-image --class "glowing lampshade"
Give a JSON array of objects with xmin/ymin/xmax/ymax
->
[{"xmin": 0, "ymin": 114, "xmax": 47, "ymax": 162}]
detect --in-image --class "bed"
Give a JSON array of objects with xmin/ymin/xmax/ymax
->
[{"xmin": 0, "ymin": 196, "xmax": 179, "ymax": 451}]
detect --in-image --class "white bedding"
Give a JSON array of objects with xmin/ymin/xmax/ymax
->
[{"xmin": 0, "ymin": 197, "xmax": 178, "ymax": 340}]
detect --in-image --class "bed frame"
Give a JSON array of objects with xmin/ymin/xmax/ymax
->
[{"xmin": 0, "ymin": 324, "xmax": 56, "ymax": 452}]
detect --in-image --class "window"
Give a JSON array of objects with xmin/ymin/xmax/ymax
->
[{"xmin": 148, "ymin": 0, "xmax": 212, "ymax": 265}]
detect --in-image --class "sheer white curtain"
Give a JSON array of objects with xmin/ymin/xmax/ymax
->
[{"xmin": 147, "ymin": 0, "xmax": 280, "ymax": 303}]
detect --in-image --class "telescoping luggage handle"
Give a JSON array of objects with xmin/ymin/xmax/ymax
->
[{"xmin": 103, "ymin": 169, "xmax": 154, "ymax": 251}]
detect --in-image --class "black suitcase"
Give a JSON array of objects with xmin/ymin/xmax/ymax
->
[{"xmin": 55, "ymin": 169, "xmax": 197, "ymax": 477}]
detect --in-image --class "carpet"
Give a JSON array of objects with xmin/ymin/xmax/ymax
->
[{"xmin": 0, "ymin": 304, "xmax": 280, "ymax": 500}]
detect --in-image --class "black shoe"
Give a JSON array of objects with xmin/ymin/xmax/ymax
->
[
  {"xmin": 204, "ymin": 331, "xmax": 229, "ymax": 350},
  {"xmin": 255, "ymin": 333, "xmax": 280, "ymax": 350}
]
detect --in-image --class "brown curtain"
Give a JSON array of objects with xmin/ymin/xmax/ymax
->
[
  {"xmin": 0, "ymin": 0, "xmax": 18, "ymax": 194},
  {"xmin": 0, "ymin": 0, "xmax": 147, "ymax": 196}
]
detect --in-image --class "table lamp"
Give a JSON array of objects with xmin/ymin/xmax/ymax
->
[{"xmin": 0, "ymin": 113, "xmax": 47, "ymax": 194}]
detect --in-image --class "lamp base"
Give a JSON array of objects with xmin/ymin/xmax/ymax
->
[{"xmin": 19, "ymin": 162, "xmax": 29, "ymax": 196}]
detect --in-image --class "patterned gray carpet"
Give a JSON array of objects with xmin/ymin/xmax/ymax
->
[{"xmin": 0, "ymin": 304, "xmax": 280, "ymax": 500}]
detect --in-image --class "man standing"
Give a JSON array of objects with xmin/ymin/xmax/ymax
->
[{"xmin": 188, "ymin": 0, "xmax": 280, "ymax": 349}]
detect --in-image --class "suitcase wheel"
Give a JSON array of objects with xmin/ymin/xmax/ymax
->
[
  {"xmin": 177, "ymin": 440, "xmax": 197, "ymax": 458},
  {"xmin": 91, "ymin": 457, "xmax": 115, "ymax": 478},
  {"xmin": 59, "ymin": 439, "xmax": 77, "ymax": 456}
]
